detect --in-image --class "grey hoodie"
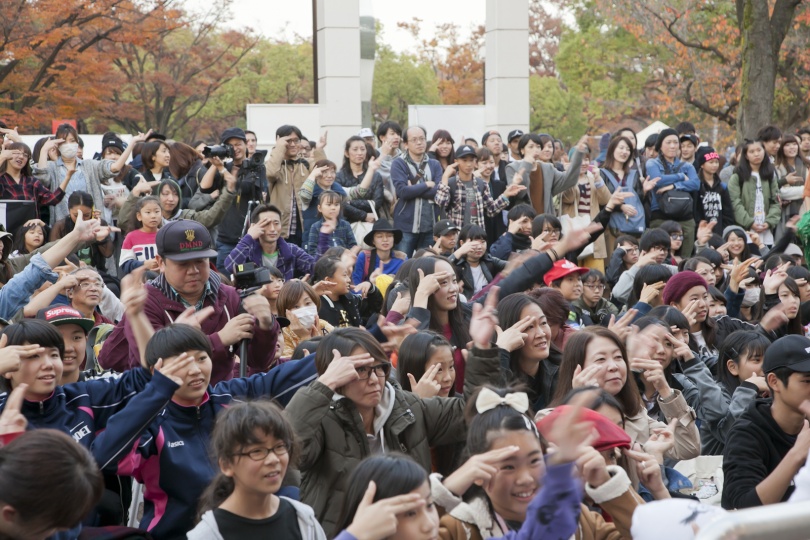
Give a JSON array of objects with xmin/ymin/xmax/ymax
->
[{"xmin": 186, "ymin": 497, "xmax": 327, "ymax": 540}]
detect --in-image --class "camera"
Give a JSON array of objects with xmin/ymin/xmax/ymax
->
[
  {"xmin": 232, "ymin": 262, "xmax": 272, "ymax": 292},
  {"xmin": 240, "ymin": 149, "xmax": 267, "ymax": 173},
  {"xmin": 202, "ymin": 144, "xmax": 234, "ymax": 160}
]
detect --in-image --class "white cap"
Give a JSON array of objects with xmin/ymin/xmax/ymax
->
[{"xmin": 358, "ymin": 128, "xmax": 374, "ymax": 138}]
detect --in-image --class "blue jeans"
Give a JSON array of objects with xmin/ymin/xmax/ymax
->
[
  {"xmin": 397, "ymin": 231, "xmax": 433, "ymax": 258},
  {"xmin": 215, "ymin": 241, "xmax": 237, "ymax": 275}
]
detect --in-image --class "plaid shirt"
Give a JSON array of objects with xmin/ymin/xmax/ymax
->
[
  {"xmin": 0, "ymin": 173, "xmax": 65, "ymax": 212},
  {"xmin": 434, "ymin": 176, "xmax": 509, "ymax": 228}
]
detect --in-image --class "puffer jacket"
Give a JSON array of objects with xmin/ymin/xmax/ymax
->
[
  {"xmin": 285, "ymin": 380, "xmax": 468, "ymax": 537},
  {"xmin": 265, "ymin": 143, "xmax": 327, "ymax": 237}
]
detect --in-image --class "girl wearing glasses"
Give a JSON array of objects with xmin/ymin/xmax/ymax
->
[
  {"xmin": 659, "ymin": 220, "xmax": 685, "ymax": 264},
  {"xmin": 189, "ymin": 401, "xmax": 327, "ymax": 539},
  {"xmin": 285, "ymin": 327, "xmax": 498, "ymax": 538}
]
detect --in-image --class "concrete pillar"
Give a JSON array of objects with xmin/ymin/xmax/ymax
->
[
  {"xmin": 316, "ymin": 0, "xmax": 362, "ymax": 163},
  {"xmin": 359, "ymin": 0, "xmax": 376, "ymax": 132},
  {"xmin": 485, "ymin": 0, "xmax": 530, "ymax": 135}
]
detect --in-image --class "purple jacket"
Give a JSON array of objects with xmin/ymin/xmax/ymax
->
[{"xmin": 224, "ymin": 234, "xmax": 328, "ymax": 280}]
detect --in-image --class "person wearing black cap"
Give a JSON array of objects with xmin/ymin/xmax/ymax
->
[
  {"xmin": 507, "ymin": 129, "xmax": 524, "ymax": 162},
  {"xmin": 99, "ymin": 219, "xmax": 281, "ymax": 384},
  {"xmin": 644, "ymin": 128, "xmax": 700, "ymax": 258},
  {"xmin": 194, "ymin": 127, "xmax": 269, "ymax": 273},
  {"xmin": 694, "ymin": 146, "xmax": 735, "ymax": 236},
  {"xmin": 722, "ymin": 334, "xmax": 810, "ymax": 510},
  {"xmin": 432, "ymin": 218, "xmax": 460, "ymax": 257},
  {"xmin": 679, "ymin": 134, "xmax": 699, "ymax": 165},
  {"xmin": 352, "ymin": 219, "xmax": 406, "ymax": 284},
  {"xmin": 434, "ymin": 144, "xmax": 525, "ymax": 232}
]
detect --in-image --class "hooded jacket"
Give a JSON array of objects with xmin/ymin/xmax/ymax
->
[
  {"xmin": 390, "ymin": 154, "xmax": 442, "ymax": 234},
  {"xmin": 98, "ymin": 273, "xmax": 279, "ymax": 384},
  {"xmin": 91, "ymin": 360, "xmax": 320, "ymax": 540},
  {"xmin": 285, "ymin": 380, "xmax": 468, "ymax": 537},
  {"xmin": 187, "ymin": 499, "xmax": 327, "ymax": 540},
  {"xmin": 722, "ymin": 398, "xmax": 799, "ymax": 509}
]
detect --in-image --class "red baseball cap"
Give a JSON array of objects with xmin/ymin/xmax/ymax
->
[
  {"xmin": 536, "ymin": 405, "xmax": 631, "ymax": 452},
  {"xmin": 543, "ymin": 259, "xmax": 588, "ymax": 286}
]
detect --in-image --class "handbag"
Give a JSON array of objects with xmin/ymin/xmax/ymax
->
[
  {"xmin": 351, "ymin": 201, "xmax": 378, "ymax": 249},
  {"xmin": 656, "ymin": 188, "xmax": 693, "ymax": 221}
]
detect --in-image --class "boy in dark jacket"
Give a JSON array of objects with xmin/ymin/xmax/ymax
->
[
  {"xmin": 489, "ymin": 204, "xmax": 536, "ymax": 260},
  {"xmin": 722, "ymin": 335, "xmax": 810, "ymax": 509},
  {"xmin": 448, "ymin": 224, "xmax": 506, "ymax": 299}
]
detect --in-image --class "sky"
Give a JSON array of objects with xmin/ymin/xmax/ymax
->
[{"xmin": 208, "ymin": 0, "xmax": 486, "ymax": 52}]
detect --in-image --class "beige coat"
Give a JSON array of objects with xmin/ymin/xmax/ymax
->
[
  {"xmin": 560, "ymin": 171, "xmax": 611, "ymax": 259},
  {"xmin": 265, "ymin": 144, "xmax": 327, "ymax": 237}
]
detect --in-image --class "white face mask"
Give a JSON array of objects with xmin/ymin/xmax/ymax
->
[
  {"xmin": 742, "ymin": 287, "xmax": 761, "ymax": 308},
  {"xmin": 292, "ymin": 305, "xmax": 317, "ymax": 329},
  {"xmin": 60, "ymin": 143, "xmax": 79, "ymax": 159}
]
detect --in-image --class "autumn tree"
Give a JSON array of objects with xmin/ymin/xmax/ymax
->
[
  {"xmin": 96, "ymin": 0, "xmax": 258, "ymax": 140},
  {"xmin": 591, "ymin": 0, "xmax": 807, "ymax": 140},
  {"xmin": 371, "ymin": 43, "xmax": 441, "ymax": 125},
  {"xmin": 0, "ymin": 0, "xmax": 170, "ymax": 131},
  {"xmin": 529, "ymin": 0, "xmax": 566, "ymax": 76}
]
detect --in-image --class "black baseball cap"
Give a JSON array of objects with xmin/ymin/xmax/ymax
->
[
  {"xmin": 763, "ymin": 335, "xmax": 810, "ymax": 373},
  {"xmin": 455, "ymin": 145, "xmax": 477, "ymax": 159},
  {"xmin": 679, "ymin": 134, "xmax": 699, "ymax": 147},
  {"xmin": 220, "ymin": 127, "xmax": 247, "ymax": 144},
  {"xmin": 507, "ymin": 129, "xmax": 524, "ymax": 142},
  {"xmin": 37, "ymin": 305, "xmax": 94, "ymax": 335},
  {"xmin": 101, "ymin": 132, "xmax": 127, "ymax": 155},
  {"xmin": 434, "ymin": 219, "xmax": 460, "ymax": 237},
  {"xmin": 156, "ymin": 220, "xmax": 218, "ymax": 261}
]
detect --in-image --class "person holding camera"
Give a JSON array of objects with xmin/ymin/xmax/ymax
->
[
  {"xmin": 195, "ymin": 127, "xmax": 268, "ymax": 274},
  {"xmin": 99, "ymin": 219, "xmax": 281, "ymax": 384}
]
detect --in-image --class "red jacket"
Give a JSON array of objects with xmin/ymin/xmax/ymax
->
[{"xmin": 98, "ymin": 277, "xmax": 278, "ymax": 383}]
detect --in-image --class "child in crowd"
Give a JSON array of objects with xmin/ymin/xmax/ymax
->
[
  {"xmin": 449, "ymin": 224, "xmax": 505, "ymax": 299},
  {"xmin": 490, "ymin": 204, "xmax": 536, "ymax": 259},
  {"xmin": 119, "ymin": 195, "xmax": 161, "ymax": 274},
  {"xmin": 352, "ymin": 219, "xmax": 407, "ymax": 285},
  {"xmin": 11, "ymin": 222, "xmax": 47, "ymax": 256},
  {"xmin": 306, "ymin": 190, "xmax": 358, "ymax": 256},
  {"xmin": 544, "ymin": 259, "xmax": 589, "ymax": 328},
  {"xmin": 432, "ymin": 219, "xmax": 460, "ymax": 257},
  {"xmin": 605, "ymin": 234, "xmax": 639, "ymax": 288},
  {"xmin": 313, "ymin": 256, "xmax": 381, "ymax": 328},
  {"xmin": 50, "ymin": 191, "xmax": 116, "ymax": 274},
  {"xmin": 277, "ymin": 279, "xmax": 333, "ymax": 359},
  {"xmin": 188, "ymin": 401, "xmax": 326, "ymax": 539},
  {"xmin": 573, "ymin": 269, "xmax": 618, "ymax": 326}
]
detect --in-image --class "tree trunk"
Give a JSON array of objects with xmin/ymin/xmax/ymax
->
[
  {"xmin": 737, "ymin": 1, "xmax": 777, "ymax": 141},
  {"xmin": 737, "ymin": 0, "xmax": 802, "ymax": 142}
]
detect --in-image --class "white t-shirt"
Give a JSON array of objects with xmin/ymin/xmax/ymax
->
[{"xmin": 470, "ymin": 265, "xmax": 487, "ymax": 294}]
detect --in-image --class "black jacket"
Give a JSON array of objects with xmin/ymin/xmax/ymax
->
[
  {"xmin": 722, "ymin": 399, "xmax": 798, "ymax": 509},
  {"xmin": 318, "ymin": 289, "xmax": 383, "ymax": 329},
  {"xmin": 695, "ymin": 177, "xmax": 736, "ymax": 236},
  {"xmin": 605, "ymin": 247, "xmax": 630, "ymax": 289},
  {"xmin": 449, "ymin": 253, "xmax": 507, "ymax": 299}
]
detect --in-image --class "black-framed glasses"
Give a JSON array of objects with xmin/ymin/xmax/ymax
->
[
  {"xmin": 543, "ymin": 228, "xmax": 561, "ymax": 236},
  {"xmin": 356, "ymin": 363, "xmax": 391, "ymax": 380},
  {"xmin": 583, "ymin": 283, "xmax": 605, "ymax": 291},
  {"xmin": 234, "ymin": 443, "xmax": 289, "ymax": 461}
]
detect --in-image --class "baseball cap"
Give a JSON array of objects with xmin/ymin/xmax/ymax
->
[
  {"xmin": 507, "ymin": 129, "xmax": 524, "ymax": 142},
  {"xmin": 156, "ymin": 220, "xmax": 218, "ymax": 261},
  {"xmin": 358, "ymin": 128, "xmax": 374, "ymax": 138},
  {"xmin": 220, "ymin": 127, "xmax": 247, "ymax": 144},
  {"xmin": 101, "ymin": 132, "xmax": 127, "ymax": 155},
  {"xmin": 679, "ymin": 134, "xmax": 699, "ymax": 147},
  {"xmin": 537, "ymin": 405, "xmax": 631, "ymax": 452},
  {"xmin": 455, "ymin": 144, "xmax": 477, "ymax": 159},
  {"xmin": 36, "ymin": 305, "xmax": 94, "ymax": 335},
  {"xmin": 433, "ymin": 219, "xmax": 460, "ymax": 237},
  {"xmin": 543, "ymin": 259, "xmax": 588, "ymax": 286},
  {"xmin": 763, "ymin": 335, "xmax": 810, "ymax": 373}
]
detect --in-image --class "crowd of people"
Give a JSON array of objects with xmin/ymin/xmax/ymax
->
[{"xmin": 1, "ymin": 117, "xmax": 810, "ymax": 540}]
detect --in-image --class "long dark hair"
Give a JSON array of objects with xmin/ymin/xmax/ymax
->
[
  {"xmin": 552, "ymin": 327, "xmax": 641, "ymax": 417},
  {"xmin": 197, "ymin": 401, "xmax": 298, "ymax": 518},
  {"xmin": 602, "ymin": 136, "xmax": 634, "ymax": 175},
  {"xmin": 128, "ymin": 195, "xmax": 161, "ymax": 233},
  {"xmin": 0, "ymin": 142, "xmax": 33, "ymax": 177},
  {"xmin": 335, "ymin": 454, "xmax": 427, "ymax": 534},
  {"xmin": 397, "ymin": 331, "xmax": 455, "ymax": 397},
  {"xmin": 497, "ymin": 293, "xmax": 547, "ymax": 374},
  {"xmin": 777, "ymin": 276, "xmax": 804, "ymax": 336},
  {"xmin": 430, "ymin": 129, "xmax": 455, "ymax": 168},
  {"xmin": 341, "ymin": 136, "xmax": 370, "ymax": 177},
  {"xmin": 407, "ymin": 257, "xmax": 471, "ymax": 351},
  {"xmin": 734, "ymin": 139, "xmax": 775, "ymax": 184}
]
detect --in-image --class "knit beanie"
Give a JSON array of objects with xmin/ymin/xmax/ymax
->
[
  {"xmin": 654, "ymin": 128, "xmax": 679, "ymax": 153},
  {"xmin": 661, "ymin": 271, "xmax": 708, "ymax": 305},
  {"xmin": 694, "ymin": 146, "xmax": 720, "ymax": 171},
  {"xmin": 722, "ymin": 225, "xmax": 746, "ymax": 240}
]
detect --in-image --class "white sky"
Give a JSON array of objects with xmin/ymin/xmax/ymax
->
[{"xmin": 210, "ymin": 0, "xmax": 486, "ymax": 52}]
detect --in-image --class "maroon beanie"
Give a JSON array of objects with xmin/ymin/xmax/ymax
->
[{"xmin": 661, "ymin": 271, "xmax": 709, "ymax": 305}]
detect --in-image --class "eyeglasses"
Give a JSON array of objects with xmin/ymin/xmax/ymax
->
[
  {"xmin": 356, "ymin": 363, "xmax": 392, "ymax": 380},
  {"xmin": 234, "ymin": 443, "xmax": 289, "ymax": 461},
  {"xmin": 623, "ymin": 247, "xmax": 639, "ymax": 254},
  {"xmin": 409, "ymin": 137, "xmax": 427, "ymax": 143},
  {"xmin": 542, "ymin": 228, "xmax": 561, "ymax": 236},
  {"xmin": 287, "ymin": 139, "xmax": 301, "ymax": 145},
  {"xmin": 670, "ymin": 234, "xmax": 684, "ymax": 241},
  {"xmin": 77, "ymin": 281, "xmax": 104, "ymax": 290},
  {"xmin": 583, "ymin": 283, "xmax": 605, "ymax": 291}
]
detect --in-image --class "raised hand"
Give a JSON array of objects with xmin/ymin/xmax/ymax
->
[
  {"xmin": 469, "ymin": 287, "xmax": 499, "ymax": 348},
  {"xmin": 763, "ymin": 262, "xmax": 790, "ymax": 294},
  {"xmin": 575, "ymin": 135, "xmax": 590, "ymax": 153},
  {"xmin": 345, "ymin": 481, "xmax": 425, "ymax": 540},
  {"xmin": 639, "ymin": 281, "xmax": 666, "ymax": 305},
  {"xmin": 503, "ymin": 183, "xmax": 526, "ymax": 197},
  {"xmin": 441, "ymin": 445, "xmax": 520, "ymax": 496},
  {"xmin": 495, "ymin": 315, "xmax": 532, "ymax": 352},
  {"xmin": 607, "ymin": 309, "xmax": 637, "ymax": 343},
  {"xmin": 624, "ymin": 447, "xmax": 670, "ymax": 499},
  {"xmin": 153, "ymin": 352, "xmax": 194, "ymax": 386},
  {"xmin": 642, "ymin": 176, "xmax": 660, "ymax": 194},
  {"xmin": 696, "ymin": 220, "xmax": 716, "ymax": 245},
  {"xmin": 0, "ymin": 383, "xmax": 28, "ymax": 437},
  {"xmin": 248, "ymin": 217, "xmax": 270, "ymax": 239},
  {"xmin": 389, "ymin": 292, "xmax": 411, "ymax": 316},
  {"xmin": 318, "ymin": 350, "xmax": 374, "ymax": 390},
  {"xmin": 175, "ymin": 306, "xmax": 216, "ymax": 330},
  {"xmin": 72, "ymin": 209, "xmax": 102, "ymax": 243},
  {"xmin": 407, "ymin": 363, "xmax": 442, "ymax": 398},
  {"xmin": 0, "ymin": 335, "xmax": 44, "ymax": 377},
  {"xmin": 316, "ymin": 130, "xmax": 328, "ymax": 150},
  {"xmin": 130, "ymin": 129, "xmax": 154, "ymax": 145},
  {"xmin": 641, "ymin": 418, "xmax": 677, "ymax": 462},
  {"xmin": 571, "ymin": 362, "xmax": 604, "ymax": 389}
]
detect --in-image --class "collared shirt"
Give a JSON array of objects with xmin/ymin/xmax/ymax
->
[
  {"xmin": 434, "ymin": 176, "xmax": 509, "ymax": 229},
  {"xmin": 0, "ymin": 172, "xmax": 65, "ymax": 212}
]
